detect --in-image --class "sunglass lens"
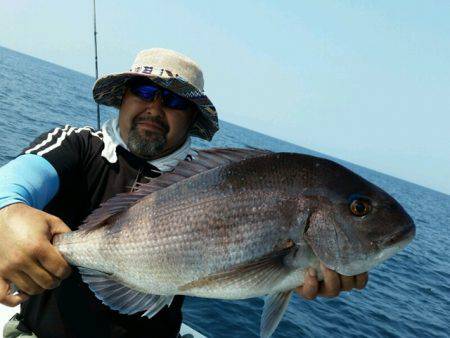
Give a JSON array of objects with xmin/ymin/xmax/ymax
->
[
  {"xmin": 162, "ymin": 90, "xmax": 191, "ymax": 110},
  {"xmin": 130, "ymin": 83, "xmax": 191, "ymax": 110},
  {"xmin": 130, "ymin": 85, "xmax": 159, "ymax": 101}
]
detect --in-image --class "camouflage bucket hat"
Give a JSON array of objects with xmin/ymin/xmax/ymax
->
[{"xmin": 93, "ymin": 48, "xmax": 219, "ymax": 141}]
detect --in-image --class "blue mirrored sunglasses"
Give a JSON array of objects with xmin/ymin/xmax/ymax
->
[{"xmin": 129, "ymin": 83, "xmax": 191, "ymax": 110}]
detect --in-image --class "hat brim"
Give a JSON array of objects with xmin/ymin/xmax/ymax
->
[{"xmin": 93, "ymin": 72, "xmax": 218, "ymax": 141}]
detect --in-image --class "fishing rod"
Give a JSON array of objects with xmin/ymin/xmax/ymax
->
[{"xmin": 93, "ymin": 0, "xmax": 100, "ymax": 130}]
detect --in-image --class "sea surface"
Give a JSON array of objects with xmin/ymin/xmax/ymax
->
[{"xmin": 0, "ymin": 46, "xmax": 448, "ymax": 338}]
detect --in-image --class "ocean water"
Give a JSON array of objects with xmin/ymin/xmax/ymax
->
[{"xmin": 0, "ymin": 46, "xmax": 448, "ymax": 338}]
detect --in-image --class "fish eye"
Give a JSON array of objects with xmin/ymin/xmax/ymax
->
[{"xmin": 349, "ymin": 197, "xmax": 372, "ymax": 217}]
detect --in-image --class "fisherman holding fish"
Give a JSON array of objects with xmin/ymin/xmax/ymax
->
[{"xmin": 0, "ymin": 48, "xmax": 373, "ymax": 338}]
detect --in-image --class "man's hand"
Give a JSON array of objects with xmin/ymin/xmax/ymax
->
[
  {"xmin": 0, "ymin": 203, "xmax": 72, "ymax": 307},
  {"xmin": 296, "ymin": 263, "xmax": 368, "ymax": 300}
]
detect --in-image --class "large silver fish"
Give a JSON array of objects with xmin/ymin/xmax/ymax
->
[{"xmin": 54, "ymin": 148, "xmax": 415, "ymax": 338}]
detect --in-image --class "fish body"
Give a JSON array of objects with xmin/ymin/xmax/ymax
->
[{"xmin": 54, "ymin": 149, "xmax": 415, "ymax": 337}]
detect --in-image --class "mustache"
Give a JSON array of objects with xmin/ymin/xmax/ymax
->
[{"xmin": 132, "ymin": 116, "xmax": 169, "ymax": 133}]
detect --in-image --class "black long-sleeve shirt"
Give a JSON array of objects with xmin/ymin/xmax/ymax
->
[{"xmin": 19, "ymin": 125, "xmax": 184, "ymax": 338}]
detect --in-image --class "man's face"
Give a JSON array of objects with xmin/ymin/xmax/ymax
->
[{"xmin": 118, "ymin": 86, "xmax": 197, "ymax": 160}]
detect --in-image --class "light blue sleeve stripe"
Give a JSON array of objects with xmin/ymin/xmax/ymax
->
[{"xmin": 0, "ymin": 154, "xmax": 60, "ymax": 210}]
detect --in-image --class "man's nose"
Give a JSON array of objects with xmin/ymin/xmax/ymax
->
[{"xmin": 144, "ymin": 93, "xmax": 165, "ymax": 116}]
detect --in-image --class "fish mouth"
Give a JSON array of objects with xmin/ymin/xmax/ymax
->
[
  {"xmin": 333, "ymin": 222, "xmax": 415, "ymax": 277},
  {"xmin": 336, "ymin": 242, "xmax": 407, "ymax": 276},
  {"xmin": 376, "ymin": 222, "xmax": 416, "ymax": 248}
]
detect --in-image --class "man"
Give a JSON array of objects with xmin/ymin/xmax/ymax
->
[{"xmin": 0, "ymin": 48, "xmax": 367, "ymax": 338}]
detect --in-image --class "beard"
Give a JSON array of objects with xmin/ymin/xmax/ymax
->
[{"xmin": 126, "ymin": 117, "xmax": 168, "ymax": 159}]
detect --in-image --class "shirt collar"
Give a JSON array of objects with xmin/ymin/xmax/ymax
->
[{"xmin": 101, "ymin": 118, "xmax": 197, "ymax": 172}]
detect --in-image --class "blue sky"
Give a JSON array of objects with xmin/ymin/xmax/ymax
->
[{"xmin": 0, "ymin": 0, "xmax": 449, "ymax": 194}]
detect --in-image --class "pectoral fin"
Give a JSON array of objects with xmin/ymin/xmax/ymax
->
[
  {"xmin": 178, "ymin": 247, "xmax": 293, "ymax": 292},
  {"xmin": 260, "ymin": 290, "xmax": 293, "ymax": 338}
]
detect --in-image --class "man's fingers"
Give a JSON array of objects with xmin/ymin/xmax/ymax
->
[
  {"xmin": 35, "ymin": 243, "xmax": 71, "ymax": 280},
  {"xmin": 6, "ymin": 252, "xmax": 62, "ymax": 290},
  {"xmin": 2, "ymin": 292, "xmax": 29, "ymax": 307},
  {"xmin": 0, "ymin": 278, "xmax": 29, "ymax": 307},
  {"xmin": 355, "ymin": 273, "xmax": 368, "ymax": 289},
  {"xmin": 9, "ymin": 271, "xmax": 44, "ymax": 296},
  {"xmin": 318, "ymin": 263, "xmax": 341, "ymax": 297},
  {"xmin": 340, "ymin": 275, "xmax": 355, "ymax": 291},
  {"xmin": 21, "ymin": 259, "xmax": 61, "ymax": 290},
  {"xmin": 296, "ymin": 268, "xmax": 319, "ymax": 300}
]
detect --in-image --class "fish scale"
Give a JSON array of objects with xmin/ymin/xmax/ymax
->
[
  {"xmin": 106, "ymin": 192, "xmax": 296, "ymax": 292},
  {"xmin": 54, "ymin": 148, "xmax": 415, "ymax": 338}
]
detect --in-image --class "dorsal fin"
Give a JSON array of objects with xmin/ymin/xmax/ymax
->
[{"xmin": 79, "ymin": 147, "xmax": 271, "ymax": 231}]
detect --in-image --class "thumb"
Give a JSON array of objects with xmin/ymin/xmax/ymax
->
[{"xmin": 47, "ymin": 216, "xmax": 71, "ymax": 238}]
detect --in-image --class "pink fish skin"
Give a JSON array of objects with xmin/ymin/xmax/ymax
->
[{"xmin": 54, "ymin": 148, "xmax": 415, "ymax": 338}]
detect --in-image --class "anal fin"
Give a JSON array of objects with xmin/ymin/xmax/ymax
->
[
  {"xmin": 261, "ymin": 290, "xmax": 293, "ymax": 338},
  {"xmin": 78, "ymin": 267, "xmax": 173, "ymax": 319}
]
